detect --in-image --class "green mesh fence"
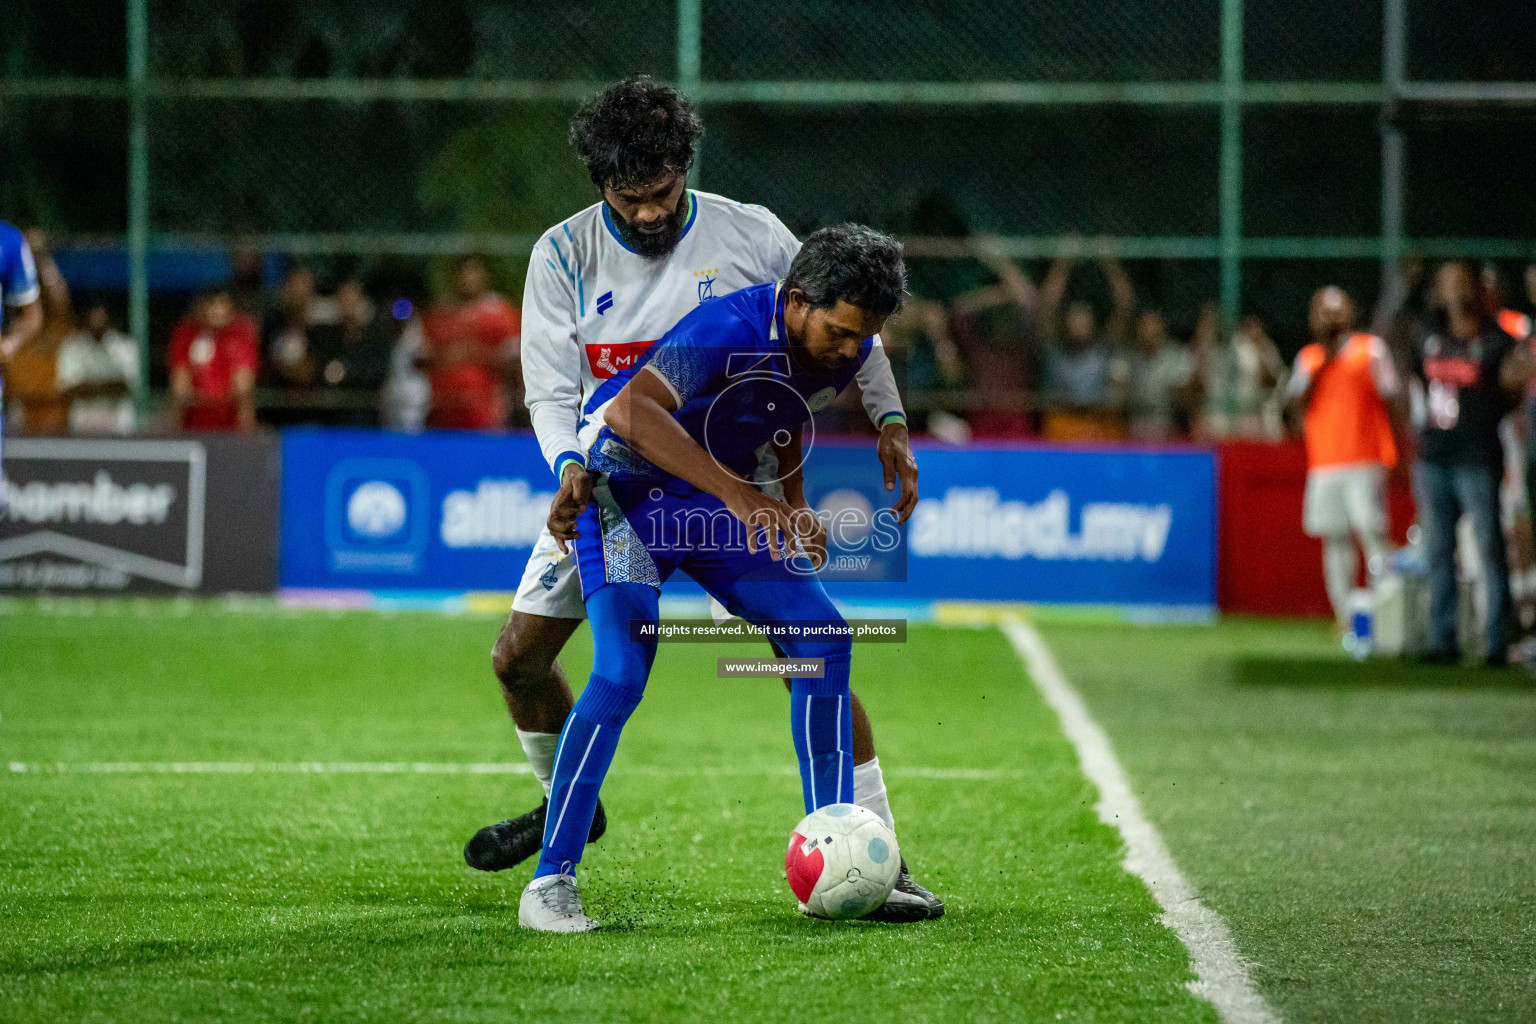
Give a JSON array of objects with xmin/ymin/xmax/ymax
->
[
  {"xmin": 2, "ymin": 0, "xmax": 1536, "ymax": 357},
  {"xmin": 700, "ymin": 0, "xmax": 1219, "ymax": 82}
]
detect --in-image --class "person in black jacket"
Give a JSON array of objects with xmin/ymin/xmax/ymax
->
[{"xmin": 1411, "ymin": 261, "xmax": 1536, "ymax": 666}]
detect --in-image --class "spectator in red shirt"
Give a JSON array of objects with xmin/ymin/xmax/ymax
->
[
  {"xmin": 169, "ymin": 286, "xmax": 258, "ymax": 431},
  {"xmin": 418, "ymin": 254, "xmax": 521, "ymax": 430}
]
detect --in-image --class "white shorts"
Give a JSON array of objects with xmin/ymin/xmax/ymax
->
[
  {"xmin": 510, "ymin": 524, "xmax": 737, "ymax": 623},
  {"xmin": 1303, "ymin": 463, "xmax": 1389, "ymax": 538},
  {"xmin": 510, "ymin": 526, "xmax": 587, "ymax": 619}
]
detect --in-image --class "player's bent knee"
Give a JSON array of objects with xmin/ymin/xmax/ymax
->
[
  {"xmin": 491, "ymin": 624, "xmax": 562, "ymax": 695},
  {"xmin": 492, "ymin": 611, "xmax": 586, "ymax": 691}
]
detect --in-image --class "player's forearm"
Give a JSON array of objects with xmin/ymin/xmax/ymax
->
[
  {"xmin": 529, "ymin": 399, "xmax": 585, "ymax": 476},
  {"xmin": 855, "ymin": 341, "xmax": 907, "ymax": 431},
  {"xmin": 521, "ymin": 319, "xmax": 586, "ymax": 475},
  {"xmin": 608, "ymin": 392, "xmax": 745, "ymax": 500},
  {"xmin": 773, "ymin": 424, "xmax": 807, "ymax": 508}
]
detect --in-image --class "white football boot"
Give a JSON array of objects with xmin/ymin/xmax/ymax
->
[{"xmin": 518, "ymin": 872, "xmax": 600, "ymax": 932}]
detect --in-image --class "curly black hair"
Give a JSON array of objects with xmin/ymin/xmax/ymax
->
[
  {"xmin": 568, "ymin": 75, "xmax": 704, "ymax": 191},
  {"xmin": 785, "ymin": 224, "xmax": 907, "ymax": 319}
]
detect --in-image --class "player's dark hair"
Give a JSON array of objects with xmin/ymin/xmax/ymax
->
[
  {"xmin": 785, "ymin": 224, "xmax": 907, "ymax": 319},
  {"xmin": 568, "ymin": 75, "xmax": 704, "ymax": 191}
]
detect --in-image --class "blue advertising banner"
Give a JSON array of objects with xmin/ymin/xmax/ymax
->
[
  {"xmin": 794, "ymin": 440, "xmax": 1215, "ymax": 608},
  {"xmin": 279, "ymin": 431, "xmax": 1216, "ymax": 609},
  {"xmin": 280, "ymin": 429, "xmax": 558, "ymax": 592},
  {"xmin": 891, "ymin": 443, "xmax": 1211, "ymax": 607}
]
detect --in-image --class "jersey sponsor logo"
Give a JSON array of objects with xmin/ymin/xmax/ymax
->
[
  {"xmin": 596, "ymin": 290, "xmax": 614, "ymax": 316},
  {"xmin": 587, "ymin": 339, "xmax": 657, "ymax": 379},
  {"xmin": 807, "ymin": 386, "xmax": 838, "ymax": 412}
]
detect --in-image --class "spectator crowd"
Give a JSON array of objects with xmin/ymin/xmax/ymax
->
[
  {"xmin": 0, "ymin": 242, "xmax": 523, "ymax": 438},
  {"xmin": 10, "ymin": 222, "xmax": 1536, "ymax": 663},
  {"xmin": 5, "ymin": 229, "xmax": 1536, "ymax": 497},
  {"xmin": 880, "ymin": 236, "xmax": 1288, "ymax": 445}
]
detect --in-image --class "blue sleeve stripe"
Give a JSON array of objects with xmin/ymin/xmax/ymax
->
[
  {"xmin": 549, "ymin": 233, "xmax": 584, "ymax": 317},
  {"xmin": 562, "ymin": 224, "xmax": 585, "ymax": 317},
  {"xmin": 554, "ymin": 451, "xmax": 586, "ymax": 480}
]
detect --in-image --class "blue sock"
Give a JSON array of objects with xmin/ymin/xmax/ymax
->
[
  {"xmin": 534, "ymin": 582, "xmax": 656, "ymax": 879},
  {"xmin": 534, "ymin": 672, "xmax": 645, "ymax": 879},
  {"xmin": 789, "ymin": 654, "xmax": 854, "ymax": 812}
]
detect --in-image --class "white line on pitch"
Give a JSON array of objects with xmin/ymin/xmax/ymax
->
[
  {"xmin": 5, "ymin": 761, "xmax": 1026, "ymax": 780},
  {"xmin": 1000, "ymin": 615, "xmax": 1281, "ymax": 1024}
]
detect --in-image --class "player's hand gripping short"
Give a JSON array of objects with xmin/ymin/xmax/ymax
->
[
  {"xmin": 877, "ymin": 422, "xmax": 919, "ymax": 524},
  {"xmin": 788, "ymin": 505, "xmax": 828, "ymax": 570},
  {"xmin": 722, "ymin": 478, "xmax": 801, "ymax": 561},
  {"xmin": 548, "ymin": 463, "xmax": 593, "ymax": 553}
]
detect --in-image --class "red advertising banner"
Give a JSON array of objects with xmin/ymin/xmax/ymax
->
[{"xmin": 1216, "ymin": 440, "xmax": 1413, "ymax": 616}]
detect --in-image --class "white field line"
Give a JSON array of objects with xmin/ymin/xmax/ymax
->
[
  {"xmin": 5, "ymin": 761, "xmax": 1025, "ymax": 780},
  {"xmin": 1000, "ymin": 615, "xmax": 1280, "ymax": 1024}
]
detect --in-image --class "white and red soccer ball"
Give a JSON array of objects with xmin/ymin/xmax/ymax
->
[{"xmin": 785, "ymin": 803, "xmax": 900, "ymax": 919}]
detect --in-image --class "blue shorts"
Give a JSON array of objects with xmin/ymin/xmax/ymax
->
[{"xmin": 573, "ymin": 473, "xmax": 813, "ymax": 600}]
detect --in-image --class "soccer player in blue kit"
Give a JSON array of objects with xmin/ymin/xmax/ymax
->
[
  {"xmin": 0, "ymin": 223, "xmax": 43, "ymax": 456},
  {"xmin": 518, "ymin": 224, "xmax": 907, "ymax": 931}
]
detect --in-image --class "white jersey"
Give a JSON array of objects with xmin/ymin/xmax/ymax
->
[{"xmin": 520, "ymin": 189, "xmax": 906, "ymax": 476}]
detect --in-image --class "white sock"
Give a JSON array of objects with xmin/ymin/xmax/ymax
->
[
  {"xmin": 852, "ymin": 756, "xmax": 896, "ymax": 832},
  {"xmin": 1322, "ymin": 536, "xmax": 1357, "ymax": 627},
  {"xmin": 516, "ymin": 728, "xmax": 560, "ymax": 797}
]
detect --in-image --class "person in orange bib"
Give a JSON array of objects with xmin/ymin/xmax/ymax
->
[{"xmin": 1286, "ymin": 286, "xmax": 1401, "ymax": 628}]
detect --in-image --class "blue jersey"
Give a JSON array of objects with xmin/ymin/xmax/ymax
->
[
  {"xmin": 0, "ymin": 223, "xmax": 40, "ymax": 315},
  {"xmin": 580, "ymin": 281, "xmax": 871, "ymax": 481},
  {"xmin": 0, "ymin": 223, "xmax": 40, "ymax": 444}
]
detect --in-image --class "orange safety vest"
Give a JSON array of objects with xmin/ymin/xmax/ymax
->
[{"xmin": 1295, "ymin": 332, "xmax": 1397, "ymax": 471}]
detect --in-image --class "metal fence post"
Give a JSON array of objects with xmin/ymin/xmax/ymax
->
[
  {"xmin": 677, "ymin": 0, "xmax": 703, "ymax": 187},
  {"xmin": 1219, "ymin": 0, "xmax": 1244, "ymax": 333},
  {"xmin": 1381, "ymin": 0, "xmax": 1407, "ymax": 293},
  {"xmin": 127, "ymin": 0, "xmax": 150, "ymax": 417}
]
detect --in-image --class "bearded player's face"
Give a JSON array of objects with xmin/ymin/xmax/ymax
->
[
  {"xmin": 784, "ymin": 291, "xmax": 887, "ymax": 373},
  {"xmin": 602, "ymin": 172, "xmax": 689, "ymax": 259}
]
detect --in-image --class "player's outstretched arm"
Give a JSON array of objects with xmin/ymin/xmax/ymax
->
[
  {"xmin": 606, "ymin": 366, "xmax": 799, "ymax": 559},
  {"xmin": 854, "ymin": 341, "xmax": 919, "ymax": 523},
  {"xmin": 877, "ymin": 421, "xmax": 919, "ymax": 524}
]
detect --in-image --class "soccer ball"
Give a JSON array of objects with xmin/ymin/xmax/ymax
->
[{"xmin": 784, "ymin": 803, "xmax": 900, "ymax": 920}]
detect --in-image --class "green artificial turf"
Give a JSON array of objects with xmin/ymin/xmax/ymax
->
[
  {"xmin": 0, "ymin": 601, "xmax": 1211, "ymax": 1024},
  {"xmin": 1041, "ymin": 618, "xmax": 1536, "ymax": 1024}
]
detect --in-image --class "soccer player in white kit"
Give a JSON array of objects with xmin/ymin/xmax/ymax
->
[{"xmin": 464, "ymin": 76, "xmax": 942, "ymax": 922}]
